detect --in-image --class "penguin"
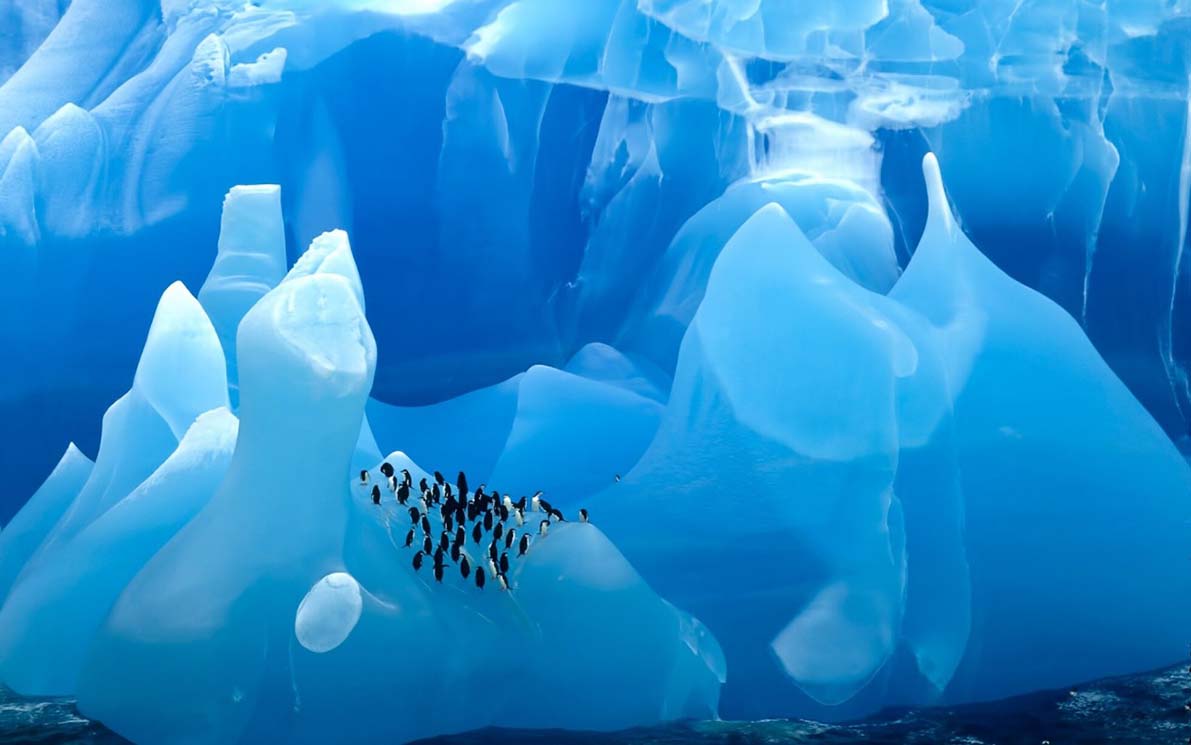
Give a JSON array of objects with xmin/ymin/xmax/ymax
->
[
  {"xmin": 472, "ymin": 523, "xmax": 483, "ymax": 544},
  {"xmin": 488, "ymin": 541, "xmax": 498, "ymax": 562},
  {"xmin": 387, "ymin": 474, "xmax": 398, "ymax": 493},
  {"xmin": 518, "ymin": 534, "xmax": 530, "ymax": 556},
  {"xmin": 421, "ymin": 515, "xmax": 432, "ymax": 536},
  {"xmin": 457, "ymin": 471, "xmax": 469, "ymax": 497},
  {"xmin": 444, "ymin": 514, "xmax": 454, "ymax": 534},
  {"xmin": 359, "ymin": 470, "xmax": 370, "ymax": 485},
  {"xmin": 412, "ymin": 551, "xmax": 424, "ymax": 571},
  {"xmin": 539, "ymin": 497, "xmax": 555, "ymax": 516},
  {"xmin": 433, "ymin": 562, "xmax": 445, "ymax": 582},
  {"xmin": 614, "ymin": 474, "xmax": 621, "ymax": 482},
  {"xmin": 409, "ymin": 506, "xmax": 421, "ymax": 524},
  {"xmin": 514, "ymin": 496, "xmax": 527, "ymax": 511},
  {"xmin": 371, "ymin": 485, "xmax": 381, "ymax": 505},
  {"xmin": 450, "ymin": 541, "xmax": 461, "ymax": 563},
  {"xmin": 488, "ymin": 558, "xmax": 498, "ymax": 578},
  {"xmin": 467, "ymin": 502, "xmax": 478, "ymax": 522},
  {"xmin": 422, "ymin": 535, "xmax": 433, "ymax": 554},
  {"xmin": 431, "ymin": 483, "xmax": 441, "ymax": 503},
  {"xmin": 539, "ymin": 519, "xmax": 550, "ymax": 537},
  {"xmin": 505, "ymin": 528, "xmax": 516, "ymax": 549},
  {"xmin": 496, "ymin": 573, "xmax": 510, "ymax": 592},
  {"xmin": 444, "ymin": 483, "xmax": 453, "ymax": 500},
  {"xmin": 499, "ymin": 504, "xmax": 509, "ymax": 523},
  {"xmin": 396, "ymin": 482, "xmax": 410, "ymax": 505},
  {"xmin": 404, "ymin": 529, "xmax": 415, "ymax": 548},
  {"xmin": 439, "ymin": 531, "xmax": 451, "ymax": 553},
  {"xmin": 514, "ymin": 508, "xmax": 524, "ymax": 527},
  {"xmin": 401, "ymin": 469, "xmax": 413, "ymax": 488},
  {"xmin": 455, "ymin": 526, "xmax": 466, "ymax": 546},
  {"xmin": 475, "ymin": 568, "xmax": 486, "ymax": 589},
  {"xmin": 483, "ymin": 511, "xmax": 493, "ymax": 531},
  {"xmin": 434, "ymin": 471, "xmax": 445, "ymax": 487},
  {"xmin": 419, "ymin": 477, "xmax": 429, "ymax": 494},
  {"xmin": 530, "ymin": 491, "xmax": 543, "ymax": 512},
  {"xmin": 503, "ymin": 495, "xmax": 514, "ymax": 512},
  {"xmin": 499, "ymin": 552, "xmax": 509, "ymax": 575},
  {"xmin": 460, "ymin": 555, "xmax": 471, "ymax": 579},
  {"xmin": 579, "ymin": 508, "xmax": 589, "ymax": 523},
  {"xmin": 493, "ymin": 522, "xmax": 503, "ymax": 542},
  {"xmin": 548, "ymin": 507, "xmax": 564, "ymax": 522},
  {"xmin": 380, "ymin": 462, "xmax": 394, "ymax": 478},
  {"xmin": 455, "ymin": 505, "xmax": 466, "ymax": 525}
]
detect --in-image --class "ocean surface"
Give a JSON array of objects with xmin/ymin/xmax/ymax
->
[{"xmin": 1, "ymin": 664, "xmax": 1186, "ymax": 744}]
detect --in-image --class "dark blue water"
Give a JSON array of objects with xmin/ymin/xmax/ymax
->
[{"xmin": 2, "ymin": 664, "xmax": 1186, "ymax": 744}]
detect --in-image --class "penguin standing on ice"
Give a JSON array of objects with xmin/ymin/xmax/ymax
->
[
  {"xmin": 496, "ymin": 573, "xmax": 510, "ymax": 592},
  {"xmin": 412, "ymin": 551, "xmax": 424, "ymax": 571},
  {"xmin": 421, "ymin": 515, "xmax": 432, "ymax": 536},
  {"xmin": 498, "ymin": 504, "xmax": 509, "ymax": 523},
  {"xmin": 475, "ymin": 568, "xmax": 486, "ymax": 589},
  {"xmin": 422, "ymin": 535, "xmax": 433, "ymax": 554},
  {"xmin": 514, "ymin": 508, "xmax": 524, "ymax": 527},
  {"xmin": 483, "ymin": 511, "xmax": 494, "ymax": 532},
  {"xmin": 450, "ymin": 541, "xmax": 461, "ymax": 562},
  {"xmin": 396, "ymin": 482, "xmax": 410, "ymax": 505},
  {"xmin": 439, "ymin": 531, "xmax": 451, "ymax": 554},
  {"xmin": 371, "ymin": 485, "xmax": 381, "ymax": 505},
  {"xmin": 457, "ymin": 471, "xmax": 469, "ymax": 498},
  {"xmin": 401, "ymin": 469, "xmax": 413, "ymax": 488},
  {"xmin": 488, "ymin": 541, "xmax": 498, "ymax": 563},
  {"xmin": 380, "ymin": 462, "xmax": 394, "ymax": 479},
  {"xmin": 519, "ymin": 534, "xmax": 530, "ymax": 556},
  {"xmin": 499, "ymin": 552, "xmax": 509, "ymax": 575},
  {"xmin": 409, "ymin": 506, "xmax": 421, "ymax": 525},
  {"xmin": 504, "ymin": 528, "xmax": 516, "ymax": 550},
  {"xmin": 539, "ymin": 519, "xmax": 550, "ymax": 537},
  {"xmin": 503, "ymin": 495, "xmax": 514, "ymax": 512},
  {"xmin": 530, "ymin": 491, "xmax": 542, "ymax": 513},
  {"xmin": 538, "ymin": 496, "xmax": 556, "ymax": 517},
  {"xmin": 419, "ymin": 477, "xmax": 429, "ymax": 494},
  {"xmin": 434, "ymin": 471, "xmax": 445, "ymax": 488},
  {"xmin": 487, "ymin": 558, "xmax": 498, "ymax": 578},
  {"xmin": 455, "ymin": 526, "xmax": 466, "ymax": 547},
  {"xmin": 579, "ymin": 509, "xmax": 589, "ymax": 523},
  {"xmin": 460, "ymin": 555, "xmax": 471, "ymax": 579},
  {"xmin": 515, "ymin": 496, "xmax": 527, "ymax": 512},
  {"xmin": 433, "ymin": 550, "xmax": 446, "ymax": 582},
  {"xmin": 360, "ymin": 470, "xmax": 370, "ymax": 486},
  {"xmin": 493, "ymin": 522, "xmax": 503, "ymax": 542},
  {"xmin": 472, "ymin": 522, "xmax": 483, "ymax": 544},
  {"xmin": 404, "ymin": 529, "xmax": 415, "ymax": 548}
]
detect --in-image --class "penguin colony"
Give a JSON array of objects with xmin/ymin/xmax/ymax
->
[{"xmin": 361, "ymin": 464, "xmax": 589, "ymax": 593}]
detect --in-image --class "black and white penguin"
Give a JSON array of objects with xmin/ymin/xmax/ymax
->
[
  {"xmin": 483, "ymin": 511, "xmax": 493, "ymax": 531},
  {"xmin": 401, "ymin": 469, "xmax": 413, "ymax": 488},
  {"xmin": 434, "ymin": 471, "xmax": 445, "ymax": 487},
  {"xmin": 475, "ymin": 567, "xmax": 486, "ymax": 589},
  {"xmin": 419, "ymin": 477, "xmax": 429, "ymax": 494},
  {"xmin": 444, "ymin": 483, "xmax": 453, "ymax": 500},
  {"xmin": 499, "ymin": 504, "xmax": 509, "ymax": 523},
  {"xmin": 439, "ymin": 532, "xmax": 451, "ymax": 553},
  {"xmin": 499, "ymin": 552, "xmax": 509, "ymax": 575},
  {"xmin": 502, "ymin": 495, "xmax": 514, "ymax": 512},
  {"xmin": 504, "ymin": 528, "xmax": 516, "ymax": 549},
  {"xmin": 412, "ymin": 551, "xmax": 424, "ymax": 571},
  {"xmin": 460, "ymin": 555, "xmax": 471, "ymax": 579},
  {"xmin": 422, "ymin": 535, "xmax": 433, "ymax": 554},
  {"xmin": 404, "ymin": 529, "xmax": 415, "ymax": 548},
  {"xmin": 380, "ymin": 462, "xmax": 394, "ymax": 478},
  {"xmin": 455, "ymin": 526, "xmax": 466, "ymax": 546},
  {"xmin": 539, "ymin": 519, "xmax": 550, "ymax": 537},
  {"xmin": 409, "ymin": 506, "xmax": 421, "ymax": 524},
  {"xmin": 539, "ymin": 497, "xmax": 555, "ymax": 516},
  {"xmin": 421, "ymin": 515, "xmax": 432, "ymax": 536},
  {"xmin": 514, "ymin": 508, "xmax": 524, "ymax": 527},
  {"xmin": 530, "ymin": 491, "xmax": 543, "ymax": 512},
  {"xmin": 371, "ymin": 485, "xmax": 381, "ymax": 505},
  {"xmin": 514, "ymin": 496, "xmax": 527, "ymax": 511},
  {"xmin": 431, "ymin": 483, "xmax": 441, "ymax": 503},
  {"xmin": 455, "ymin": 505, "xmax": 466, "ymax": 525},
  {"xmin": 359, "ymin": 470, "xmax": 370, "ymax": 485},
  {"xmin": 487, "ymin": 558, "xmax": 498, "ymax": 577},
  {"xmin": 396, "ymin": 482, "xmax": 410, "ymax": 505},
  {"xmin": 579, "ymin": 508, "xmax": 589, "ymax": 523},
  {"xmin": 488, "ymin": 541, "xmax": 498, "ymax": 562},
  {"xmin": 444, "ymin": 514, "xmax": 454, "ymax": 534},
  {"xmin": 387, "ymin": 474, "xmax": 398, "ymax": 493},
  {"xmin": 433, "ymin": 562, "xmax": 445, "ymax": 583},
  {"xmin": 518, "ymin": 534, "xmax": 530, "ymax": 556},
  {"xmin": 472, "ymin": 522, "xmax": 483, "ymax": 544},
  {"xmin": 466, "ymin": 502, "xmax": 478, "ymax": 522},
  {"xmin": 548, "ymin": 507, "xmax": 564, "ymax": 522},
  {"xmin": 493, "ymin": 522, "xmax": 503, "ymax": 541},
  {"xmin": 450, "ymin": 541, "xmax": 461, "ymax": 563},
  {"xmin": 614, "ymin": 474, "xmax": 621, "ymax": 482},
  {"xmin": 457, "ymin": 471, "xmax": 469, "ymax": 497},
  {"xmin": 496, "ymin": 573, "xmax": 510, "ymax": 592}
]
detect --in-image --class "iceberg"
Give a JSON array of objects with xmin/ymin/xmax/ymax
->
[{"xmin": 1, "ymin": 0, "xmax": 1190, "ymax": 740}]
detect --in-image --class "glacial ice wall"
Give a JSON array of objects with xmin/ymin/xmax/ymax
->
[
  {"xmin": 2, "ymin": 0, "xmax": 1191, "ymax": 516},
  {"xmin": 0, "ymin": 0, "xmax": 1190, "ymax": 737}
]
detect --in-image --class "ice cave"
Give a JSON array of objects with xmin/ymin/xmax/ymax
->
[{"xmin": 0, "ymin": 1, "xmax": 1189, "ymax": 743}]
